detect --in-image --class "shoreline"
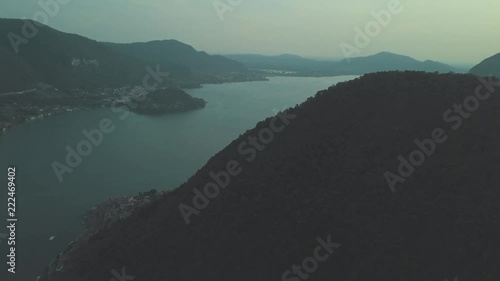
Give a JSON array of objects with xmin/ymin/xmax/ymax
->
[
  {"xmin": 39, "ymin": 190, "xmax": 165, "ymax": 280},
  {"xmin": 0, "ymin": 105, "xmax": 109, "ymax": 137},
  {"xmin": 0, "ymin": 75, "xmax": 358, "ymax": 136},
  {"xmin": 0, "ymin": 76, "xmax": 270, "ymax": 137}
]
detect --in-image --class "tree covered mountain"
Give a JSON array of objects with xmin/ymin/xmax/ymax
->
[
  {"xmin": 0, "ymin": 18, "xmax": 147, "ymax": 93},
  {"xmin": 0, "ymin": 19, "xmax": 255, "ymax": 94},
  {"xmin": 225, "ymin": 52, "xmax": 459, "ymax": 76},
  {"xmin": 42, "ymin": 71, "xmax": 500, "ymax": 281},
  {"xmin": 469, "ymin": 53, "xmax": 500, "ymax": 77},
  {"xmin": 103, "ymin": 40, "xmax": 247, "ymax": 76}
]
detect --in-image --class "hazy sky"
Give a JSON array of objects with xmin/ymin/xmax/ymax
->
[{"xmin": 1, "ymin": 0, "xmax": 499, "ymax": 65}]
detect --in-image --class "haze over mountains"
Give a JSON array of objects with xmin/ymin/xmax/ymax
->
[
  {"xmin": 225, "ymin": 52, "xmax": 462, "ymax": 76},
  {"xmin": 1, "ymin": 18, "xmax": 496, "ymax": 95}
]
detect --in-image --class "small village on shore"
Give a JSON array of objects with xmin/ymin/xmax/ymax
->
[{"xmin": 41, "ymin": 189, "xmax": 164, "ymax": 279}]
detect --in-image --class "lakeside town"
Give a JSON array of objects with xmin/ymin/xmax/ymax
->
[
  {"xmin": 0, "ymin": 85, "xmax": 135, "ymax": 134},
  {"xmin": 0, "ymin": 72, "xmax": 268, "ymax": 135}
]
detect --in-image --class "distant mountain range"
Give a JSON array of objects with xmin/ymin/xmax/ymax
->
[
  {"xmin": 225, "ymin": 52, "xmax": 461, "ymax": 76},
  {"xmin": 0, "ymin": 19, "xmax": 254, "ymax": 93},
  {"xmin": 469, "ymin": 53, "xmax": 500, "ymax": 77},
  {"xmin": 336, "ymin": 52, "xmax": 460, "ymax": 74},
  {"xmin": 223, "ymin": 53, "xmax": 332, "ymax": 73},
  {"xmin": 1, "ymin": 18, "xmax": 498, "ymax": 94}
]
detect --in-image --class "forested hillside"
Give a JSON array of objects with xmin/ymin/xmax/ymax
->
[{"xmin": 43, "ymin": 72, "xmax": 500, "ymax": 281}]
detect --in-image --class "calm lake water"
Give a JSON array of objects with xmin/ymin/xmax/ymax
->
[{"xmin": 0, "ymin": 76, "xmax": 356, "ymax": 280}]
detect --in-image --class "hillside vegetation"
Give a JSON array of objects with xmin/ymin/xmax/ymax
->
[
  {"xmin": 0, "ymin": 19, "xmax": 147, "ymax": 93},
  {"xmin": 43, "ymin": 72, "xmax": 500, "ymax": 281},
  {"xmin": 469, "ymin": 53, "xmax": 500, "ymax": 77}
]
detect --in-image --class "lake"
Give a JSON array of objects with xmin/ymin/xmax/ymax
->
[{"xmin": 0, "ymin": 76, "xmax": 357, "ymax": 280}]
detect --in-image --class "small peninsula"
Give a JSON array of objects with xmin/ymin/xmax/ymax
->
[{"xmin": 128, "ymin": 87, "xmax": 207, "ymax": 115}]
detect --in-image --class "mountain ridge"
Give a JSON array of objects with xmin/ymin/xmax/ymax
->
[
  {"xmin": 0, "ymin": 18, "xmax": 147, "ymax": 93},
  {"xmin": 225, "ymin": 52, "xmax": 460, "ymax": 76},
  {"xmin": 103, "ymin": 40, "xmax": 247, "ymax": 75}
]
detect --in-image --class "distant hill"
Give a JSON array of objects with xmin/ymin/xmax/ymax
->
[
  {"xmin": 226, "ymin": 52, "xmax": 459, "ymax": 76},
  {"xmin": 0, "ymin": 18, "xmax": 147, "ymax": 93},
  {"xmin": 337, "ymin": 52, "xmax": 459, "ymax": 74},
  {"xmin": 469, "ymin": 53, "xmax": 500, "ymax": 77},
  {"xmin": 224, "ymin": 53, "xmax": 337, "ymax": 75},
  {"xmin": 42, "ymin": 71, "xmax": 500, "ymax": 281},
  {"xmin": 225, "ymin": 54, "xmax": 325, "ymax": 69},
  {"xmin": 103, "ymin": 40, "xmax": 247, "ymax": 76}
]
